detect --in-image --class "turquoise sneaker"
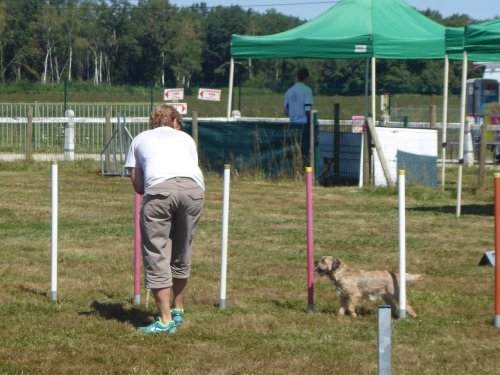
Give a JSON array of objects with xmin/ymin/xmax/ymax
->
[
  {"xmin": 171, "ymin": 309, "xmax": 184, "ymax": 326},
  {"xmin": 138, "ymin": 319, "xmax": 176, "ymax": 334}
]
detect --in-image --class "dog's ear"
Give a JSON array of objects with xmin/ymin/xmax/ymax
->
[{"xmin": 332, "ymin": 258, "xmax": 341, "ymax": 271}]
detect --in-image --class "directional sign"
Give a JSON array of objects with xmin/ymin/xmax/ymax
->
[
  {"xmin": 352, "ymin": 115, "xmax": 365, "ymax": 134},
  {"xmin": 170, "ymin": 103, "xmax": 187, "ymax": 115},
  {"xmin": 164, "ymin": 88, "xmax": 184, "ymax": 101},
  {"xmin": 198, "ymin": 88, "xmax": 221, "ymax": 102}
]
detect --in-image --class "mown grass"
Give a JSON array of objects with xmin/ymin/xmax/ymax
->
[{"xmin": 0, "ymin": 160, "xmax": 499, "ymax": 374}]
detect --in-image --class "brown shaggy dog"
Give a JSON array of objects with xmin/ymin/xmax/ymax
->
[{"xmin": 315, "ymin": 256, "xmax": 423, "ymax": 317}]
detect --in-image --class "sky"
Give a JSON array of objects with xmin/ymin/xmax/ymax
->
[{"xmin": 166, "ymin": 0, "xmax": 499, "ymax": 21}]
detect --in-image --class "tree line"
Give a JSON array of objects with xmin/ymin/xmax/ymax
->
[{"xmin": 0, "ymin": 0, "xmax": 487, "ymax": 95}]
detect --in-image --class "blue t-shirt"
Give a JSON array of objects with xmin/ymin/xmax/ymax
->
[{"xmin": 284, "ymin": 82, "xmax": 313, "ymax": 123}]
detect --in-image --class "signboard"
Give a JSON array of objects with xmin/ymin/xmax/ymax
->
[
  {"xmin": 351, "ymin": 115, "xmax": 365, "ymax": 134},
  {"xmin": 198, "ymin": 88, "xmax": 221, "ymax": 101},
  {"xmin": 170, "ymin": 103, "xmax": 187, "ymax": 115},
  {"xmin": 164, "ymin": 88, "xmax": 184, "ymax": 101},
  {"xmin": 484, "ymin": 103, "xmax": 500, "ymax": 144}
]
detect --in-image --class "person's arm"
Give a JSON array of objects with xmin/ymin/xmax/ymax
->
[{"xmin": 129, "ymin": 167, "xmax": 144, "ymax": 195}]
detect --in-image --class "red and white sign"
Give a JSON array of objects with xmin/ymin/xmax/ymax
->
[
  {"xmin": 164, "ymin": 88, "xmax": 184, "ymax": 101},
  {"xmin": 170, "ymin": 103, "xmax": 187, "ymax": 115},
  {"xmin": 351, "ymin": 115, "xmax": 365, "ymax": 134},
  {"xmin": 198, "ymin": 88, "xmax": 221, "ymax": 101}
]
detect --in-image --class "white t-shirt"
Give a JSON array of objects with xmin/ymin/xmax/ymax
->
[
  {"xmin": 284, "ymin": 82, "xmax": 313, "ymax": 123},
  {"xmin": 125, "ymin": 127, "xmax": 205, "ymax": 192}
]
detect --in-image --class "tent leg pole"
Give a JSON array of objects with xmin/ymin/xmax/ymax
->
[
  {"xmin": 456, "ymin": 52, "xmax": 468, "ymax": 218},
  {"xmin": 227, "ymin": 58, "xmax": 235, "ymax": 120},
  {"xmin": 441, "ymin": 55, "xmax": 449, "ymax": 191},
  {"xmin": 371, "ymin": 57, "xmax": 376, "ymax": 124}
]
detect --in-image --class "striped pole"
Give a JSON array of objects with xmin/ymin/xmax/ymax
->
[
  {"xmin": 398, "ymin": 170, "xmax": 406, "ymax": 319},
  {"xmin": 306, "ymin": 166, "xmax": 314, "ymax": 312},
  {"xmin": 494, "ymin": 173, "xmax": 500, "ymax": 327},
  {"xmin": 133, "ymin": 192, "xmax": 141, "ymax": 305},
  {"xmin": 51, "ymin": 163, "xmax": 58, "ymax": 301},
  {"xmin": 220, "ymin": 164, "xmax": 231, "ymax": 310}
]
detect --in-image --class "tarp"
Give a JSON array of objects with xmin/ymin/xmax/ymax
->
[
  {"xmin": 446, "ymin": 27, "xmax": 465, "ymax": 59},
  {"xmin": 446, "ymin": 21, "xmax": 500, "ymax": 62},
  {"xmin": 465, "ymin": 18, "xmax": 500, "ymax": 62},
  {"xmin": 231, "ymin": 0, "xmax": 446, "ymax": 60}
]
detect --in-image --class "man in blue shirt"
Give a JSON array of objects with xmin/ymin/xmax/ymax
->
[{"xmin": 284, "ymin": 68, "xmax": 314, "ymax": 166}]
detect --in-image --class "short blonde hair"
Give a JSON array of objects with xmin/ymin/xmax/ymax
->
[{"xmin": 150, "ymin": 104, "xmax": 183, "ymax": 129}]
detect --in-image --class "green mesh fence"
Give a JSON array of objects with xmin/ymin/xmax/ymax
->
[{"xmin": 184, "ymin": 120, "xmax": 308, "ymax": 177}]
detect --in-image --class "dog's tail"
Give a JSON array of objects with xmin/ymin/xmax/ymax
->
[{"xmin": 405, "ymin": 273, "xmax": 424, "ymax": 282}]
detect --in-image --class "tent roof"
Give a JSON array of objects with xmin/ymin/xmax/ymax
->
[
  {"xmin": 231, "ymin": 0, "xmax": 446, "ymax": 60},
  {"xmin": 445, "ymin": 19, "xmax": 500, "ymax": 63},
  {"xmin": 446, "ymin": 27, "xmax": 464, "ymax": 58},
  {"xmin": 465, "ymin": 18, "xmax": 500, "ymax": 62}
]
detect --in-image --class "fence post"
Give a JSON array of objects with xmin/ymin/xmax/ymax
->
[
  {"xmin": 363, "ymin": 120, "xmax": 371, "ymax": 186},
  {"xmin": 334, "ymin": 103, "xmax": 340, "ymax": 179},
  {"xmin": 478, "ymin": 121, "xmax": 488, "ymax": 192},
  {"xmin": 104, "ymin": 108, "xmax": 112, "ymax": 169},
  {"xmin": 192, "ymin": 111, "xmax": 199, "ymax": 152},
  {"xmin": 25, "ymin": 106, "xmax": 33, "ymax": 161},
  {"xmin": 430, "ymin": 105, "xmax": 436, "ymax": 128},
  {"xmin": 64, "ymin": 110, "xmax": 75, "ymax": 161}
]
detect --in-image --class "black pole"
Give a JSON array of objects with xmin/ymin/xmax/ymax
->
[
  {"xmin": 238, "ymin": 84, "xmax": 242, "ymax": 111},
  {"xmin": 150, "ymin": 81, "xmax": 154, "ymax": 114},
  {"xmin": 334, "ymin": 103, "xmax": 340, "ymax": 179},
  {"xmin": 64, "ymin": 79, "xmax": 68, "ymax": 114}
]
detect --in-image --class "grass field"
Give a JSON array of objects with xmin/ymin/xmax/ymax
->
[{"xmin": 1, "ymin": 161, "xmax": 499, "ymax": 374}]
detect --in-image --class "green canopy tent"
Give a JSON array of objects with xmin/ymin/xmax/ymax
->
[
  {"xmin": 442, "ymin": 20, "xmax": 500, "ymax": 216},
  {"xmin": 227, "ymin": 0, "xmax": 447, "ymax": 120}
]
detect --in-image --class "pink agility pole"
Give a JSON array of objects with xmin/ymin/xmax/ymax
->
[
  {"xmin": 306, "ymin": 166, "xmax": 314, "ymax": 313},
  {"xmin": 133, "ymin": 192, "xmax": 141, "ymax": 305},
  {"xmin": 494, "ymin": 174, "xmax": 500, "ymax": 327}
]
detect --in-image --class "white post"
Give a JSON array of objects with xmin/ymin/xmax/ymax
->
[
  {"xmin": 51, "ymin": 163, "xmax": 58, "ymax": 300},
  {"xmin": 371, "ymin": 57, "xmax": 376, "ymax": 124},
  {"xmin": 464, "ymin": 118, "xmax": 474, "ymax": 166},
  {"xmin": 378, "ymin": 305, "xmax": 392, "ymax": 375},
  {"xmin": 456, "ymin": 52, "xmax": 468, "ymax": 218},
  {"xmin": 398, "ymin": 170, "xmax": 406, "ymax": 319},
  {"xmin": 358, "ymin": 131, "xmax": 364, "ymax": 188},
  {"xmin": 64, "ymin": 109, "xmax": 75, "ymax": 161},
  {"xmin": 219, "ymin": 164, "xmax": 231, "ymax": 310},
  {"xmin": 441, "ymin": 55, "xmax": 449, "ymax": 191},
  {"xmin": 226, "ymin": 58, "xmax": 235, "ymax": 120}
]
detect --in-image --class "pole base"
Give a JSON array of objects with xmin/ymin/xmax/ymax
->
[
  {"xmin": 494, "ymin": 315, "xmax": 500, "ymax": 328},
  {"xmin": 399, "ymin": 309, "xmax": 406, "ymax": 320},
  {"xmin": 50, "ymin": 291, "xmax": 57, "ymax": 301},
  {"xmin": 133, "ymin": 295, "xmax": 140, "ymax": 305},
  {"xmin": 219, "ymin": 299, "xmax": 226, "ymax": 311},
  {"xmin": 307, "ymin": 304, "xmax": 314, "ymax": 313}
]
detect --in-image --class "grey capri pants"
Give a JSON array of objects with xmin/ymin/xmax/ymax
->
[{"xmin": 140, "ymin": 177, "xmax": 204, "ymax": 289}]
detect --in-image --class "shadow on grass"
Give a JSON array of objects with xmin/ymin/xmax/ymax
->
[
  {"xmin": 18, "ymin": 285, "xmax": 50, "ymax": 298},
  {"xmin": 79, "ymin": 301, "xmax": 150, "ymax": 328},
  {"xmin": 409, "ymin": 203, "xmax": 494, "ymax": 216}
]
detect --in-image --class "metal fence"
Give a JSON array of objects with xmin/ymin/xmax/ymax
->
[{"xmin": 0, "ymin": 102, "xmax": 482, "ymax": 167}]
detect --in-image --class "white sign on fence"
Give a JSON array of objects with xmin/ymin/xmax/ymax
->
[
  {"xmin": 164, "ymin": 88, "xmax": 184, "ymax": 101},
  {"xmin": 170, "ymin": 103, "xmax": 187, "ymax": 115},
  {"xmin": 198, "ymin": 88, "xmax": 221, "ymax": 101},
  {"xmin": 352, "ymin": 115, "xmax": 365, "ymax": 134}
]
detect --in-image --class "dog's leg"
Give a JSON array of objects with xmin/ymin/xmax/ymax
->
[
  {"xmin": 337, "ymin": 294, "xmax": 347, "ymax": 316},
  {"xmin": 346, "ymin": 295, "xmax": 359, "ymax": 317},
  {"xmin": 405, "ymin": 303, "xmax": 417, "ymax": 318},
  {"xmin": 382, "ymin": 294, "xmax": 399, "ymax": 318}
]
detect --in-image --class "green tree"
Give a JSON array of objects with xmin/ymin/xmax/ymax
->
[{"xmin": 202, "ymin": 5, "xmax": 250, "ymax": 85}]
